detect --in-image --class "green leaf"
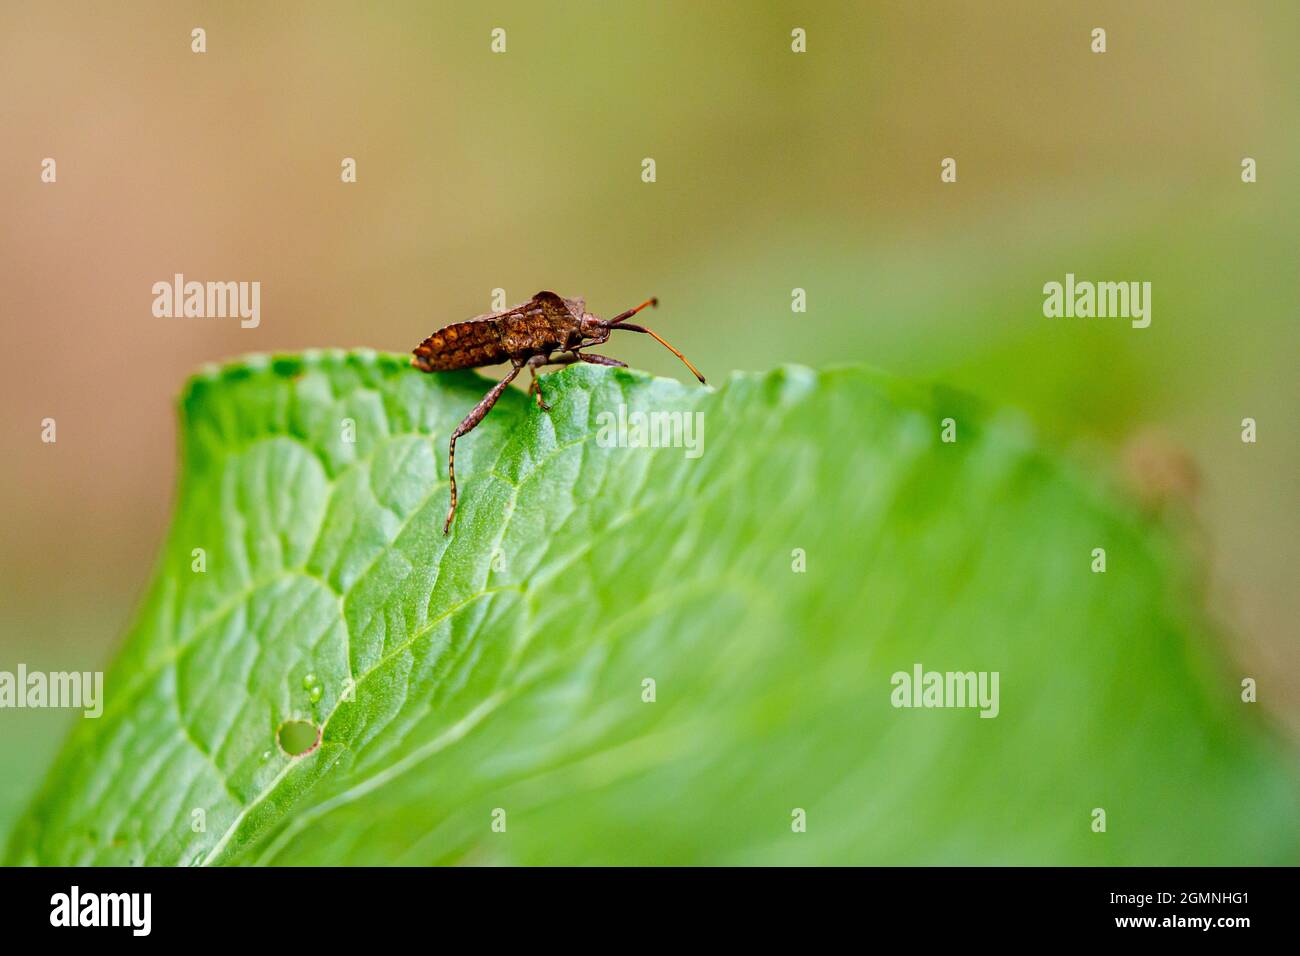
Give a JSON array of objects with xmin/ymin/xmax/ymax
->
[{"xmin": 7, "ymin": 350, "xmax": 1296, "ymax": 865}]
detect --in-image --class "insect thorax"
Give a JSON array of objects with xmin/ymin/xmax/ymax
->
[{"xmin": 500, "ymin": 313, "xmax": 571, "ymax": 356}]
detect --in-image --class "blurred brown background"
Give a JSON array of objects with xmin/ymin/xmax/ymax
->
[{"xmin": 1, "ymin": 1, "xmax": 1296, "ymax": 835}]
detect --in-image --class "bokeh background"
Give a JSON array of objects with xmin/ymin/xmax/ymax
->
[{"xmin": 1, "ymin": 1, "xmax": 1296, "ymax": 843}]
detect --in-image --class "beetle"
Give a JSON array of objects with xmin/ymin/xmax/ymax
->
[{"xmin": 412, "ymin": 291, "xmax": 706, "ymax": 534}]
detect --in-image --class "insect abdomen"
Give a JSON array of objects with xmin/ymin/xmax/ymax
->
[{"xmin": 412, "ymin": 319, "xmax": 509, "ymax": 371}]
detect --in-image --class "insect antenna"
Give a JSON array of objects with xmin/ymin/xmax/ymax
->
[
  {"xmin": 606, "ymin": 297, "xmax": 658, "ymax": 325},
  {"xmin": 612, "ymin": 322, "xmax": 707, "ymax": 384}
]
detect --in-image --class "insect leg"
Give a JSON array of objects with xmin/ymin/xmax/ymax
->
[
  {"xmin": 574, "ymin": 352, "xmax": 627, "ymax": 368},
  {"xmin": 444, "ymin": 364, "xmax": 522, "ymax": 535},
  {"xmin": 525, "ymin": 353, "xmax": 588, "ymax": 410},
  {"xmin": 524, "ymin": 354, "xmax": 559, "ymax": 411}
]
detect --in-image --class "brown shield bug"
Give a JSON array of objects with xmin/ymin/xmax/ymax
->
[{"xmin": 411, "ymin": 291, "xmax": 707, "ymax": 534}]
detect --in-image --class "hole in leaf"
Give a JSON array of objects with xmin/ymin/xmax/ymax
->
[{"xmin": 277, "ymin": 719, "xmax": 321, "ymax": 757}]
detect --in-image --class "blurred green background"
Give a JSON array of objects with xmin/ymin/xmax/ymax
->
[{"xmin": 1, "ymin": 1, "xmax": 1296, "ymax": 844}]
